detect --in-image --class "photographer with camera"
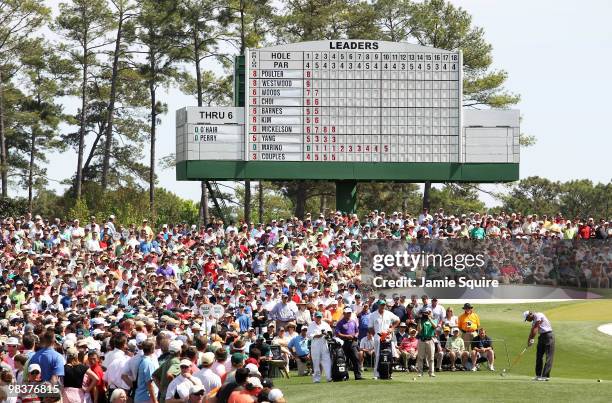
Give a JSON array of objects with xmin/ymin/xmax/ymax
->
[
  {"xmin": 416, "ymin": 307, "xmax": 438, "ymax": 377},
  {"xmin": 335, "ymin": 307, "xmax": 363, "ymax": 380},
  {"xmin": 306, "ymin": 311, "xmax": 333, "ymax": 383}
]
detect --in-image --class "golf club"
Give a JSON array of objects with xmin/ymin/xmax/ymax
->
[{"xmin": 500, "ymin": 345, "xmax": 530, "ymax": 377}]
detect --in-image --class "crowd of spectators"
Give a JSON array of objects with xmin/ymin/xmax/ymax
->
[{"xmin": 0, "ymin": 208, "xmax": 610, "ymax": 401}]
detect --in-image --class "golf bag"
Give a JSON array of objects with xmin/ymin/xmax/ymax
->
[
  {"xmin": 377, "ymin": 334, "xmax": 393, "ymax": 380},
  {"xmin": 327, "ymin": 333, "xmax": 349, "ymax": 381}
]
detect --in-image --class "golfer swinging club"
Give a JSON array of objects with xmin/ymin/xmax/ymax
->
[{"xmin": 523, "ymin": 310, "xmax": 554, "ymax": 381}]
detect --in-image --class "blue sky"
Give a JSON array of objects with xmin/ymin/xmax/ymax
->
[{"xmin": 37, "ymin": 0, "xmax": 612, "ymax": 206}]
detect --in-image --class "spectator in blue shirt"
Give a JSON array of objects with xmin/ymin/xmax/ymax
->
[
  {"xmin": 135, "ymin": 341, "xmax": 159, "ymax": 403},
  {"xmin": 139, "ymin": 238, "xmax": 152, "ymax": 255},
  {"xmin": 357, "ymin": 303, "xmax": 371, "ymax": 340},
  {"xmin": 237, "ymin": 305, "xmax": 252, "ymax": 332},
  {"xmin": 28, "ymin": 330, "xmax": 65, "ymax": 383},
  {"xmin": 288, "ymin": 327, "xmax": 310, "ymax": 376},
  {"xmin": 60, "ymin": 288, "xmax": 75, "ymax": 310}
]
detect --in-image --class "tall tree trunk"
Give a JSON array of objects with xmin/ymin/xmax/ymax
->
[
  {"xmin": 194, "ymin": 35, "xmax": 209, "ymax": 225},
  {"xmin": 149, "ymin": 76, "xmax": 156, "ymax": 216},
  {"xmin": 0, "ymin": 70, "xmax": 7, "ymax": 198},
  {"xmin": 199, "ymin": 180, "xmax": 208, "ymax": 226},
  {"xmin": 244, "ymin": 181, "xmax": 251, "ymax": 223},
  {"xmin": 149, "ymin": 86, "xmax": 156, "ymax": 216},
  {"xmin": 28, "ymin": 129, "xmax": 35, "ymax": 213},
  {"xmin": 101, "ymin": 8, "xmax": 125, "ymax": 191},
  {"xmin": 258, "ymin": 182, "xmax": 264, "ymax": 223},
  {"xmin": 75, "ymin": 51, "xmax": 88, "ymax": 200},
  {"xmin": 422, "ymin": 181, "xmax": 432, "ymax": 210},
  {"xmin": 239, "ymin": 1, "xmax": 246, "ymax": 54},
  {"xmin": 294, "ymin": 181, "xmax": 307, "ymax": 219}
]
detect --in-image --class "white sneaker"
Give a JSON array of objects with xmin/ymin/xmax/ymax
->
[
  {"xmin": 489, "ymin": 365, "xmax": 495, "ymax": 371},
  {"xmin": 429, "ymin": 373, "xmax": 436, "ymax": 377},
  {"xmin": 471, "ymin": 367, "xmax": 477, "ymax": 372}
]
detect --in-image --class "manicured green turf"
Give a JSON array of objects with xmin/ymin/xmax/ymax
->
[
  {"xmin": 274, "ymin": 301, "xmax": 612, "ymax": 402},
  {"xmin": 274, "ymin": 372, "xmax": 612, "ymax": 403}
]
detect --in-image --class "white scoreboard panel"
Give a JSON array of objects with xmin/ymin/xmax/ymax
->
[
  {"xmin": 176, "ymin": 107, "xmax": 244, "ymax": 162},
  {"xmin": 246, "ymin": 40, "xmax": 462, "ymax": 163}
]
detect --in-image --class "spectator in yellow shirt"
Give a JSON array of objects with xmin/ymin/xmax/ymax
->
[
  {"xmin": 330, "ymin": 298, "xmax": 344, "ymax": 324},
  {"xmin": 220, "ymin": 255, "xmax": 235, "ymax": 272},
  {"xmin": 457, "ymin": 303, "xmax": 480, "ymax": 343},
  {"xmin": 140, "ymin": 219, "xmax": 154, "ymax": 240}
]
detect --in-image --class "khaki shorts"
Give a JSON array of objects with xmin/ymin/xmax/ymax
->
[{"xmin": 462, "ymin": 331, "xmax": 477, "ymax": 344}]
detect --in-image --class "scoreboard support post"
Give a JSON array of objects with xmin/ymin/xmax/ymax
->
[{"xmin": 336, "ymin": 180, "xmax": 358, "ymax": 214}]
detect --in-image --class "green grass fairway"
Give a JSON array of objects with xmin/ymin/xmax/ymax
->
[
  {"xmin": 275, "ymin": 372, "xmax": 612, "ymax": 403},
  {"xmin": 274, "ymin": 300, "xmax": 612, "ymax": 402}
]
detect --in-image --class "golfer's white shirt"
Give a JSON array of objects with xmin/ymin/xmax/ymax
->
[
  {"xmin": 532, "ymin": 312, "xmax": 553, "ymax": 333},
  {"xmin": 368, "ymin": 310, "xmax": 400, "ymax": 334}
]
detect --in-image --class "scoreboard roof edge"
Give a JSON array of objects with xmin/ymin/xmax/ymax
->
[{"xmin": 249, "ymin": 40, "xmax": 458, "ymax": 54}]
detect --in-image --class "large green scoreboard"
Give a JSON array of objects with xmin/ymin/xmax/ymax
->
[{"xmin": 176, "ymin": 40, "xmax": 519, "ymax": 211}]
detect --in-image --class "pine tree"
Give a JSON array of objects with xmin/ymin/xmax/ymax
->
[
  {"xmin": 0, "ymin": 0, "xmax": 50, "ymax": 197},
  {"xmin": 135, "ymin": 0, "xmax": 183, "ymax": 217},
  {"xmin": 55, "ymin": 0, "xmax": 113, "ymax": 200}
]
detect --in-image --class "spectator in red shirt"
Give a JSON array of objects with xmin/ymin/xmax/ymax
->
[
  {"xmin": 316, "ymin": 249, "xmax": 329, "ymax": 269},
  {"xmin": 203, "ymin": 255, "xmax": 218, "ymax": 281},
  {"xmin": 578, "ymin": 223, "xmax": 591, "ymax": 239}
]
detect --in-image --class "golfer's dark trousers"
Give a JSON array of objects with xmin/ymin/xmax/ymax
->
[
  {"xmin": 536, "ymin": 331, "xmax": 554, "ymax": 378},
  {"xmin": 343, "ymin": 339, "xmax": 362, "ymax": 379}
]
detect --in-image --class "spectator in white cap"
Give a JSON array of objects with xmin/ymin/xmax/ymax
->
[
  {"xmin": 4, "ymin": 337, "xmax": 20, "ymax": 370},
  {"xmin": 187, "ymin": 384, "xmax": 206, "ymax": 403},
  {"xmin": 193, "ymin": 352, "xmax": 221, "ymax": 394},
  {"xmin": 164, "ymin": 359, "xmax": 202, "ymax": 403},
  {"xmin": 15, "ymin": 363, "xmax": 46, "ymax": 402},
  {"xmin": 10, "ymin": 280, "xmax": 26, "ymax": 309}
]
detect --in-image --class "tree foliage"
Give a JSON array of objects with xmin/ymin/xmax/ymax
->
[{"xmin": 500, "ymin": 177, "xmax": 611, "ymax": 219}]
